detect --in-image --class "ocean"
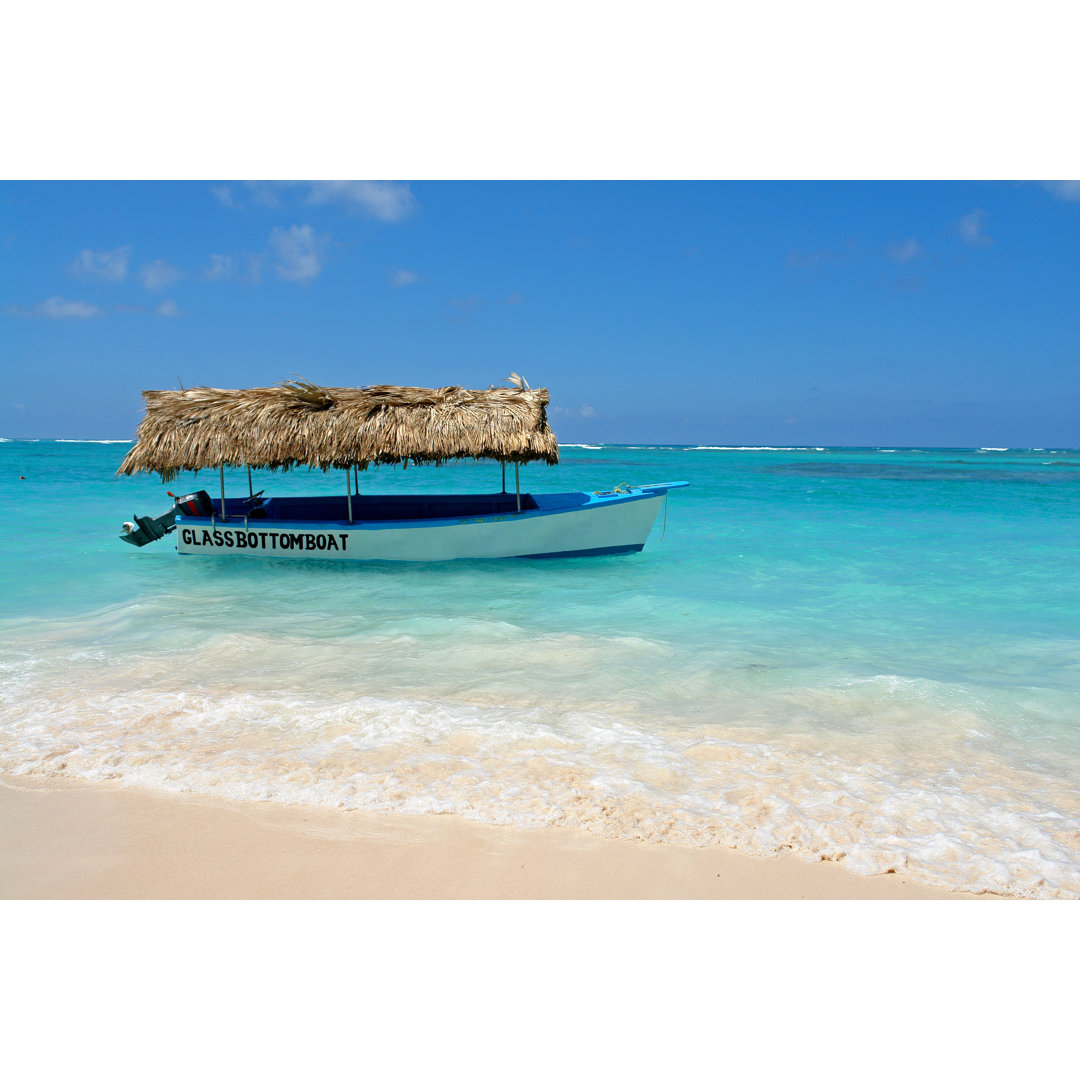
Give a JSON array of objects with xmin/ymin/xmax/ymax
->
[{"xmin": 2, "ymin": 439, "xmax": 1079, "ymax": 897}]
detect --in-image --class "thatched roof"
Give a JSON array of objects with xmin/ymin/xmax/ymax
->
[{"xmin": 117, "ymin": 380, "xmax": 559, "ymax": 480}]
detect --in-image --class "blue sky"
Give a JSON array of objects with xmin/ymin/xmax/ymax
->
[{"xmin": 2, "ymin": 180, "xmax": 1078, "ymax": 446}]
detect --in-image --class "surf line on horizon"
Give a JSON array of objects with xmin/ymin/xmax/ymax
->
[{"xmin": 682, "ymin": 445, "xmax": 827, "ymax": 451}]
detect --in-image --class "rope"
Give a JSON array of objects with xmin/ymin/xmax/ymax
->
[{"xmin": 659, "ymin": 492, "xmax": 668, "ymax": 543}]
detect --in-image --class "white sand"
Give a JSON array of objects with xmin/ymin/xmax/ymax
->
[{"xmin": 0, "ymin": 773, "xmax": 994, "ymax": 899}]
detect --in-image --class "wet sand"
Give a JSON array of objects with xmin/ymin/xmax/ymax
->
[{"xmin": 0, "ymin": 773, "xmax": 994, "ymax": 899}]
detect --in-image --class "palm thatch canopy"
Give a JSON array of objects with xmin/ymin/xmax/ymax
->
[{"xmin": 117, "ymin": 380, "xmax": 559, "ymax": 480}]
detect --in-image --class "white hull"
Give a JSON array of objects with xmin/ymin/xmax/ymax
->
[{"xmin": 175, "ymin": 488, "xmax": 673, "ymax": 562}]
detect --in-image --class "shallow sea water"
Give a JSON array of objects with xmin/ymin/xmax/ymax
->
[{"xmin": 2, "ymin": 440, "xmax": 1079, "ymax": 897}]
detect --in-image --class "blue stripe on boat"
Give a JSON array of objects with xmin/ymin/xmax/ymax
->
[{"xmin": 519, "ymin": 544, "xmax": 644, "ymax": 559}]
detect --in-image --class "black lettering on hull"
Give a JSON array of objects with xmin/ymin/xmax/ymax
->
[{"xmin": 181, "ymin": 528, "xmax": 355, "ymax": 557}]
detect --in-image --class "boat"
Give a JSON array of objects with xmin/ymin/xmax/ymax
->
[{"xmin": 116, "ymin": 378, "xmax": 687, "ymax": 562}]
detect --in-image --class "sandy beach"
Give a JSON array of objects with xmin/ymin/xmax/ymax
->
[{"xmin": 0, "ymin": 773, "xmax": 993, "ymax": 899}]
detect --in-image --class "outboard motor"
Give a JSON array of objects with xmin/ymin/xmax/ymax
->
[
  {"xmin": 119, "ymin": 489, "xmax": 213, "ymax": 547},
  {"xmin": 120, "ymin": 507, "xmax": 178, "ymax": 547},
  {"xmin": 174, "ymin": 490, "xmax": 216, "ymax": 517}
]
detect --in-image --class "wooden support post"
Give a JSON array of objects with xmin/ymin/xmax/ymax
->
[
  {"xmin": 346, "ymin": 466, "xmax": 354, "ymax": 524},
  {"xmin": 515, "ymin": 462, "xmax": 521, "ymax": 513},
  {"xmin": 219, "ymin": 464, "xmax": 226, "ymax": 518}
]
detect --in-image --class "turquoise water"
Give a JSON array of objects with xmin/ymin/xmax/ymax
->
[{"xmin": 2, "ymin": 440, "xmax": 1079, "ymax": 896}]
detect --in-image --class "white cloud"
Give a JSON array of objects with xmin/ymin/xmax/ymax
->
[
  {"xmin": 1041, "ymin": 181, "xmax": 1080, "ymax": 201},
  {"xmin": 389, "ymin": 268, "xmax": 423, "ymax": 287},
  {"xmin": 5, "ymin": 295, "xmax": 103, "ymax": 318},
  {"xmin": 305, "ymin": 181, "xmax": 416, "ymax": 221},
  {"xmin": 37, "ymin": 296, "xmax": 103, "ymax": 318},
  {"xmin": 219, "ymin": 181, "xmax": 417, "ymax": 221},
  {"xmin": 958, "ymin": 208, "xmax": 993, "ymax": 246},
  {"xmin": 69, "ymin": 245, "xmax": 131, "ymax": 282},
  {"xmin": 203, "ymin": 254, "xmax": 238, "ymax": 281},
  {"xmin": 445, "ymin": 295, "xmax": 483, "ymax": 320},
  {"xmin": 156, "ymin": 300, "xmax": 180, "ymax": 317},
  {"xmin": 882, "ymin": 274, "xmax": 925, "ymax": 293},
  {"xmin": 885, "ymin": 238, "xmax": 922, "ymax": 262},
  {"xmin": 206, "ymin": 252, "xmax": 262, "ymax": 284},
  {"xmin": 139, "ymin": 259, "xmax": 183, "ymax": 290},
  {"xmin": 246, "ymin": 182, "xmax": 283, "ymax": 208},
  {"xmin": 551, "ymin": 404, "xmax": 598, "ymax": 420},
  {"xmin": 785, "ymin": 247, "xmax": 845, "ymax": 269},
  {"xmin": 268, "ymin": 224, "xmax": 327, "ymax": 282}
]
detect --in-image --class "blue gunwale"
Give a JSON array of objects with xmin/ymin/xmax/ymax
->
[{"xmin": 175, "ymin": 483, "xmax": 687, "ymax": 532}]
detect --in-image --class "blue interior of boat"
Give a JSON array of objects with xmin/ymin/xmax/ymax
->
[
  {"xmin": 196, "ymin": 492, "xmax": 548, "ymax": 523},
  {"xmin": 281, "ymin": 493, "xmax": 541, "ymax": 521}
]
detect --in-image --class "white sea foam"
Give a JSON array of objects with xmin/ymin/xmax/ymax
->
[
  {"xmin": 561, "ymin": 444, "xmax": 603, "ymax": 449},
  {"xmin": 3, "ymin": 628, "xmax": 1079, "ymax": 898},
  {"xmin": 54, "ymin": 439, "xmax": 133, "ymax": 444},
  {"xmin": 978, "ymin": 448, "xmax": 1010, "ymax": 452},
  {"xmin": 702, "ymin": 446, "xmax": 824, "ymax": 452}
]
